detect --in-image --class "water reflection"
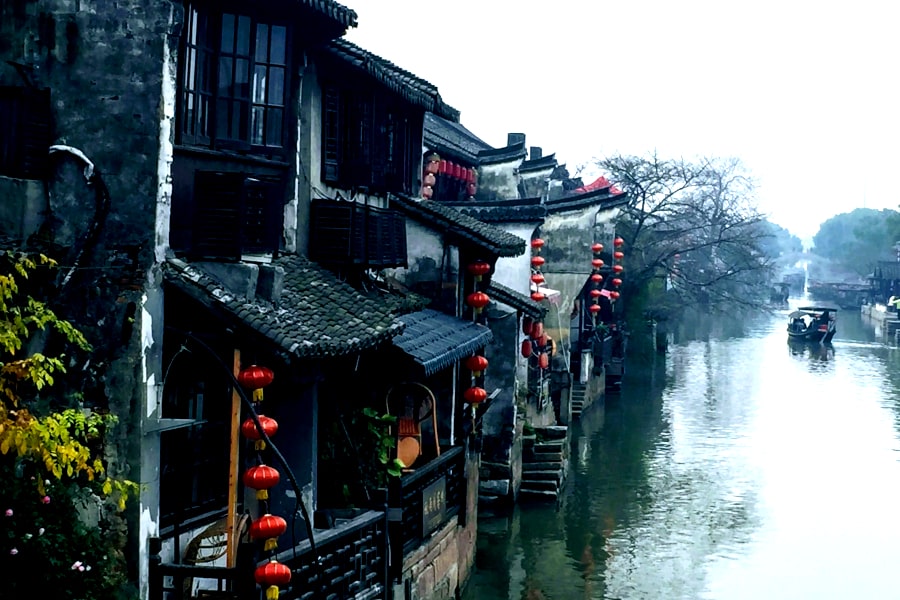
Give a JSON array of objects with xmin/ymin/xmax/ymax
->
[{"xmin": 464, "ymin": 308, "xmax": 900, "ymax": 600}]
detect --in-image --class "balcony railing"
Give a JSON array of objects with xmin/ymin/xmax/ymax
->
[
  {"xmin": 149, "ymin": 510, "xmax": 387, "ymax": 600},
  {"xmin": 309, "ymin": 199, "xmax": 407, "ymax": 270},
  {"xmin": 388, "ymin": 445, "xmax": 466, "ymax": 576}
]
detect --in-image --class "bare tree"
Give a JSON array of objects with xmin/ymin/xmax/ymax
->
[{"xmin": 590, "ymin": 153, "xmax": 775, "ymax": 317}]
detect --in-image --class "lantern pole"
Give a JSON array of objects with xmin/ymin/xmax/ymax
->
[{"xmin": 226, "ymin": 348, "xmax": 242, "ymax": 567}]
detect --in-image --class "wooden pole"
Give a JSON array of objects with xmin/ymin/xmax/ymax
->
[{"xmin": 225, "ymin": 349, "xmax": 241, "ymax": 567}]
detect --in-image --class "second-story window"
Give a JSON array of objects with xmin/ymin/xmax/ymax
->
[{"xmin": 180, "ymin": 5, "xmax": 287, "ymax": 153}]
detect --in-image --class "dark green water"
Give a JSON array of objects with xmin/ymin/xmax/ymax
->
[{"xmin": 464, "ymin": 302, "xmax": 900, "ymax": 599}]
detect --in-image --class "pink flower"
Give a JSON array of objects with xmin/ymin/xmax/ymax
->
[
  {"xmin": 78, "ymin": 566, "xmax": 85, "ymax": 572},
  {"xmin": 9, "ymin": 548, "xmax": 17, "ymax": 556},
  {"xmin": 71, "ymin": 561, "xmax": 83, "ymax": 570},
  {"xmin": 4, "ymin": 509, "xmax": 11, "ymax": 517},
  {"xmin": 41, "ymin": 496, "xmax": 50, "ymax": 504}
]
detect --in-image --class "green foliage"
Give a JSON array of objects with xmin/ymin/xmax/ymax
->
[
  {"xmin": 812, "ymin": 208, "xmax": 899, "ymax": 277},
  {"xmin": 0, "ymin": 251, "xmax": 136, "ymax": 599}
]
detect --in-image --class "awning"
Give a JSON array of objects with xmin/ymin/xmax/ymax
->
[{"xmin": 392, "ymin": 309, "xmax": 493, "ymax": 376}]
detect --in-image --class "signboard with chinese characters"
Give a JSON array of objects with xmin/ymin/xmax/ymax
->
[{"xmin": 422, "ymin": 476, "xmax": 447, "ymax": 536}]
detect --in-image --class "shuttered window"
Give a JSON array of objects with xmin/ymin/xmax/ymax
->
[
  {"xmin": 0, "ymin": 87, "xmax": 51, "ymax": 180},
  {"xmin": 192, "ymin": 170, "xmax": 282, "ymax": 260},
  {"xmin": 321, "ymin": 84, "xmax": 413, "ymax": 193}
]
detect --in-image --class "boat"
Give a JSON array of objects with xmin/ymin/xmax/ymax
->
[{"xmin": 786, "ymin": 306, "xmax": 837, "ymax": 343}]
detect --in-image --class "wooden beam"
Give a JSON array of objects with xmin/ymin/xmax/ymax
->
[{"xmin": 225, "ymin": 349, "xmax": 241, "ymax": 567}]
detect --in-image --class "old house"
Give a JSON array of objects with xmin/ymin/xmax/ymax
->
[
  {"xmin": 420, "ymin": 121, "xmax": 631, "ymax": 505},
  {"xmin": 0, "ymin": 1, "xmax": 525, "ymax": 599}
]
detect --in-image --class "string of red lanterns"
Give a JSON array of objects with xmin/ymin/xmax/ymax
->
[
  {"xmin": 525, "ymin": 237, "xmax": 553, "ymax": 371},
  {"xmin": 611, "ymin": 236, "xmax": 625, "ymax": 304},
  {"xmin": 589, "ymin": 242, "xmax": 604, "ymax": 320},
  {"xmin": 422, "ymin": 153, "xmax": 440, "ymax": 199},
  {"xmin": 238, "ymin": 364, "xmax": 291, "ymax": 600}
]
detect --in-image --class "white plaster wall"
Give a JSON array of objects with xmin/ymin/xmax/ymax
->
[{"xmin": 478, "ymin": 157, "xmax": 523, "ymax": 201}]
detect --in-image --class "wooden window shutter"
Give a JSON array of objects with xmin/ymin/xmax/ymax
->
[
  {"xmin": 322, "ymin": 86, "xmax": 342, "ymax": 183},
  {"xmin": 242, "ymin": 177, "xmax": 281, "ymax": 256},
  {"xmin": 192, "ymin": 171, "xmax": 244, "ymax": 260}
]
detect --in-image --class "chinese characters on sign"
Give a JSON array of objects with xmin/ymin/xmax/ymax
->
[{"xmin": 422, "ymin": 476, "xmax": 447, "ymax": 536}]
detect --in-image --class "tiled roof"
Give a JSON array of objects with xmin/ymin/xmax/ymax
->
[
  {"xmin": 324, "ymin": 39, "xmax": 459, "ymax": 121},
  {"xmin": 487, "ymin": 281, "xmax": 547, "ymax": 320},
  {"xmin": 389, "ymin": 193, "xmax": 526, "ymax": 258},
  {"xmin": 424, "ymin": 113, "xmax": 493, "ymax": 163},
  {"xmin": 163, "ymin": 255, "xmax": 402, "ymax": 359},
  {"xmin": 446, "ymin": 197, "xmax": 546, "ymax": 224},
  {"xmin": 518, "ymin": 154, "xmax": 558, "ymax": 173},
  {"xmin": 392, "ymin": 309, "xmax": 492, "ymax": 376},
  {"xmin": 545, "ymin": 186, "xmax": 630, "ymax": 214},
  {"xmin": 477, "ymin": 142, "xmax": 527, "ymax": 165},
  {"xmin": 297, "ymin": 0, "xmax": 358, "ymax": 28}
]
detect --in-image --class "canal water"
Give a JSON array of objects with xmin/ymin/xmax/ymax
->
[{"xmin": 464, "ymin": 302, "xmax": 900, "ymax": 599}]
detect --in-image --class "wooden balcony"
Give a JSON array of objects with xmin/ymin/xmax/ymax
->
[
  {"xmin": 388, "ymin": 445, "xmax": 467, "ymax": 577},
  {"xmin": 149, "ymin": 510, "xmax": 388, "ymax": 600}
]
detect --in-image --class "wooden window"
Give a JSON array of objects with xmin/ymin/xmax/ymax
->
[
  {"xmin": 0, "ymin": 86, "xmax": 51, "ymax": 180},
  {"xmin": 321, "ymin": 85, "xmax": 413, "ymax": 194},
  {"xmin": 179, "ymin": 5, "xmax": 287, "ymax": 153},
  {"xmin": 192, "ymin": 170, "xmax": 282, "ymax": 260}
]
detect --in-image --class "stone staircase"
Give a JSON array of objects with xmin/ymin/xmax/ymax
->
[
  {"xmin": 519, "ymin": 426, "xmax": 568, "ymax": 502},
  {"xmin": 570, "ymin": 382, "xmax": 586, "ymax": 420}
]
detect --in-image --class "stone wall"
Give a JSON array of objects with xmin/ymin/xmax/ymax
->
[{"xmin": 396, "ymin": 451, "xmax": 479, "ymax": 600}]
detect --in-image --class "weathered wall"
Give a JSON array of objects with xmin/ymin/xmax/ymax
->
[
  {"xmin": 396, "ymin": 451, "xmax": 479, "ymax": 600},
  {"xmin": 389, "ymin": 221, "xmax": 460, "ymax": 314},
  {"xmin": 0, "ymin": 2, "xmax": 179, "ymax": 595},
  {"xmin": 479, "ymin": 304, "xmax": 522, "ymax": 507},
  {"xmin": 0, "ymin": 176, "xmax": 46, "ymax": 242},
  {"xmin": 476, "ymin": 157, "xmax": 523, "ymax": 203}
]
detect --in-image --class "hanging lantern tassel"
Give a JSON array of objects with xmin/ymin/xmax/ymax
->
[
  {"xmin": 255, "ymin": 561, "xmax": 291, "ymax": 600},
  {"xmin": 243, "ymin": 465, "xmax": 281, "ymax": 500}
]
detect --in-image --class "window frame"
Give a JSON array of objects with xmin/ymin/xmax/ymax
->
[{"xmin": 178, "ymin": 4, "xmax": 290, "ymax": 156}]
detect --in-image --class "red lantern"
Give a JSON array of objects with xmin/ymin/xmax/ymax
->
[
  {"xmin": 241, "ymin": 415, "xmax": 279, "ymax": 442},
  {"xmin": 238, "ymin": 365, "xmax": 274, "ymax": 390},
  {"xmin": 421, "ymin": 185, "xmax": 433, "ymax": 199},
  {"xmin": 531, "ymin": 238, "xmax": 545, "ymax": 250},
  {"xmin": 243, "ymin": 465, "xmax": 281, "ymax": 500},
  {"xmin": 539, "ymin": 333, "xmax": 549, "ymax": 347},
  {"xmin": 425, "ymin": 154, "xmax": 441, "ymax": 175},
  {"xmin": 591, "ymin": 259, "xmax": 604, "ymax": 269},
  {"xmin": 591, "ymin": 243, "xmax": 603, "ymax": 253},
  {"xmin": 530, "ymin": 273, "xmax": 545, "ymax": 284},
  {"xmin": 466, "ymin": 291, "xmax": 490, "ymax": 313},
  {"xmin": 531, "ymin": 292, "xmax": 545, "ymax": 302},
  {"xmin": 614, "ymin": 236, "xmax": 625, "ymax": 247},
  {"xmin": 464, "ymin": 386, "xmax": 488, "ymax": 404},
  {"xmin": 531, "ymin": 256, "xmax": 545, "ymax": 268},
  {"xmin": 589, "ymin": 304, "xmax": 602, "ymax": 314},
  {"xmin": 467, "ymin": 261, "xmax": 491, "ymax": 281},
  {"xmin": 614, "ymin": 251, "xmax": 625, "ymax": 260},
  {"xmin": 466, "ymin": 182, "xmax": 477, "ymax": 197},
  {"xmin": 590, "ymin": 289, "xmax": 602, "ymax": 298},
  {"xmin": 591, "ymin": 274, "xmax": 603, "ymax": 283},
  {"xmin": 522, "ymin": 316, "xmax": 533, "ymax": 335},
  {"xmin": 610, "ymin": 291, "xmax": 620, "ymax": 299},
  {"xmin": 250, "ymin": 514, "xmax": 288, "ymax": 551},
  {"xmin": 521, "ymin": 339, "xmax": 533, "ymax": 358},
  {"xmin": 255, "ymin": 560, "xmax": 291, "ymax": 600},
  {"xmin": 465, "ymin": 355, "xmax": 489, "ymax": 376},
  {"xmin": 531, "ymin": 321, "xmax": 544, "ymax": 339},
  {"xmin": 613, "ymin": 264, "xmax": 624, "ymax": 274},
  {"xmin": 538, "ymin": 352, "xmax": 549, "ymax": 369},
  {"xmin": 612, "ymin": 278, "xmax": 622, "ymax": 287}
]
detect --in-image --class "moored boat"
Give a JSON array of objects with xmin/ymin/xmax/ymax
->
[{"xmin": 786, "ymin": 306, "xmax": 837, "ymax": 343}]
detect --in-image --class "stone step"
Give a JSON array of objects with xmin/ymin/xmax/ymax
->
[
  {"xmin": 533, "ymin": 442, "xmax": 563, "ymax": 453},
  {"xmin": 527, "ymin": 451, "xmax": 563, "ymax": 463},
  {"xmin": 518, "ymin": 489, "xmax": 559, "ymax": 501},
  {"xmin": 522, "ymin": 470, "xmax": 562, "ymax": 482},
  {"xmin": 520, "ymin": 479, "xmax": 558, "ymax": 492},
  {"xmin": 523, "ymin": 461, "xmax": 564, "ymax": 472},
  {"xmin": 536, "ymin": 426, "xmax": 568, "ymax": 440}
]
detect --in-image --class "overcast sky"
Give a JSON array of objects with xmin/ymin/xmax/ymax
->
[{"xmin": 345, "ymin": 0, "xmax": 900, "ymax": 242}]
